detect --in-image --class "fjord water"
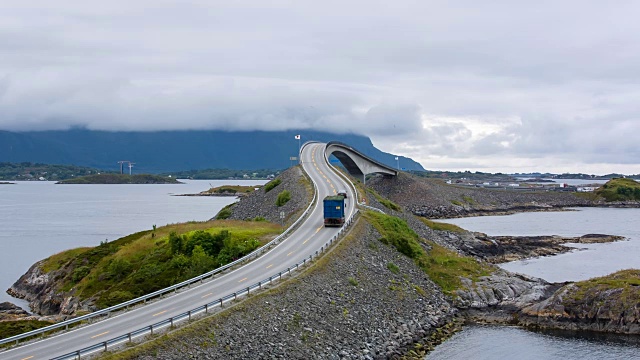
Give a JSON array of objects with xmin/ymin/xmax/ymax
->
[
  {"xmin": 431, "ymin": 207, "xmax": 640, "ymax": 359},
  {"xmin": 0, "ymin": 180, "xmax": 264, "ymax": 306}
]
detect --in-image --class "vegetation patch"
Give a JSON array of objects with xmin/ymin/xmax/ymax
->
[
  {"xmin": 461, "ymin": 195, "xmax": 476, "ymax": 205},
  {"xmin": 450, "ymin": 200, "xmax": 463, "ymax": 206},
  {"xmin": 215, "ymin": 203, "xmax": 235, "ymax": 220},
  {"xmin": 202, "ymin": 185, "xmax": 259, "ymax": 195},
  {"xmin": 595, "ymin": 178, "xmax": 640, "ymax": 201},
  {"xmin": 263, "ymin": 178, "xmax": 282, "ymax": 193},
  {"xmin": 367, "ymin": 188, "xmax": 402, "ymax": 212},
  {"xmin": 563, "ymin": 269, "xmax": 640, "ymax": 308},
  {"xmin": 41, "ymin": 220, "xmax": 281, "ymax": 308},
  {"xmin": 0, "ymin": 320, "xmax": 53, "ymax": 342},
  {"xmin": 419, "ymin": 218, "xmax": 465, "ymax": 233},
  {"xmin": 364, "ymin": 211, "xmax": 493, "ymax": 295},
  {"xmin": 275, "ymin": 190, "xmax": 291, "ymax": 207}
]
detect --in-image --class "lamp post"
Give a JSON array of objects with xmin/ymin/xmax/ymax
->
[{"xmin": 295, "ymin": 134, "xmax": 301, "ymax": 164}]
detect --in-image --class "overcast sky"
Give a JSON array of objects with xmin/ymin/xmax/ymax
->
[{"xmin": 1, "ymin": 1, "xmax": 639, "ymax": 174}]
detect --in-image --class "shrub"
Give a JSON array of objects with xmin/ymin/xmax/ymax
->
[
  {"xmin": 72, "ymin": 266, "xmax": 91, "ymax": 283},
  {"xmin": 348, "ymin": 277, "xmax": 358, "ymax": 286},
  {"xmin": 276, "ymin": 190, "xmax": 291, "ymax": 207},
  {"xmin": 264, "ymin": 178, "xmax": 282, "ymax": 193}
]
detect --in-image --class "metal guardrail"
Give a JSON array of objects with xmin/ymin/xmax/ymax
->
[
  {"xmin": 48, "ymin": 143, "xmax": 359, "ymax": 360},
  {"xmin": 1, "ymin": 142, "xmax": 320, "ymax": 348}
]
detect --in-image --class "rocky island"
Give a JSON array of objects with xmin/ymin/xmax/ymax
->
[
  {"xmin": 3, "ymin": 171, "xmax": 639, "ymax": 358},
  {"xmin": 56, "ymin": 174, "xmax": 182, "ymax": 184}
]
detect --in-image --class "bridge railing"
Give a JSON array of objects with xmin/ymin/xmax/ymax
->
[
  {"xmin": 0, "ymin": 142, "xmax": 320, "ymax": 348},
  {"xmin": 324, "ymin": 149, "xmax": 386, "ymax": 215},
  {"xmin": 49, "ymin": 190, "xmax": 359, "ymax": 359}
]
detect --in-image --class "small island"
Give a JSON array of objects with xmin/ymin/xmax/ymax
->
[
  {"xmin": 56, "ymin": 174, "xmax": 183, "ymax": 184},
  {"xmin": 178, "ymin": 184, "xmax": 260, "ymax": 196}
]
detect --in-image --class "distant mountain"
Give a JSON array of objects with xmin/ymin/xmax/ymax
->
[{"xmin": 0, "ymin": 130, "xmax": 425, "ymax": 173}]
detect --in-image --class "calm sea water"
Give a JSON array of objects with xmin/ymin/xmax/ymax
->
[
  {"xmin": 428, "ymin": 325, "xmax": 640, "ymax": 360},
  {"xmin": 0, "ymin": 180, "xmax": 265, "ymax": 306},
  {"xmin": 438, "ymin": 207, "xmax": 640, "ymax": 282},
  {"xmin": 432, "ymin": 207, "xmax": 640, "ymax": 359}
]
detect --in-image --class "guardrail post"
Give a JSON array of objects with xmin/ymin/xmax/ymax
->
[
  {"xmin": 246, "ymin": 287, "xmax": 250, "ymax": 295},
  {"xmin": 104, "ymin": 341, "xmax": 108, "ymax": 351},
  {"xmin": 205, "ymin": 303, "xmax": 208, "ymax": 313},
  {"xmin": 188, "ymin": 310, "xmax": 191, "ymax": 321},
  {"xmin": 234, "ymin": 292, "xmax": 237, "ymax": 300},
  {"xmin": 288, "ymin": 267, "xmax": 291, "ymax": 275},
  {"xmin": 259, "ymin": 281, "xmax": 262, "ymax": 289},
  {"xmin": 220, "ymin": 298, "xmax": 223, "ymax": 308},
  {"xmin": 150, "ymin": 325, "xmax": 154, "ymax": 335},
  {"xmin": 279, "ymin": 272, "xmax": 282, "ymax": 280},
  {"xmin": 171, "ymin": 318, "xmax": 174, "ymax": 327},
  {"xmin": 77, "ymin": 350, "xmax": 81, "ymax": 359},
  {"xmin": 128, "ymin": 333, "xmax": 132, "ymax": 342}
]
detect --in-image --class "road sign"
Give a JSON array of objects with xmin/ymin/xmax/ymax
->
[{"xmin": 280, "ymin": 211, "xmax": 285, "ymax": 219}]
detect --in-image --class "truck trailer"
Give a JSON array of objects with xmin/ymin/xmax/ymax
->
[{"xmin": 323, "ymin": 195, "xmax": 346, "ymax": 227}]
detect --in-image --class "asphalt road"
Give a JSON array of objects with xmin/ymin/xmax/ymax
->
[{"xmin": 2, "ymin": 142, "xmax": 355, "ymax": 360}]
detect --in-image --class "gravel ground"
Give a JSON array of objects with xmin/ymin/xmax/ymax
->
[{"xmin": 224, "ymin": 166, "xmax": 313, "ymax": 226}]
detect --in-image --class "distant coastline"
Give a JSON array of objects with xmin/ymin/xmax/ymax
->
[{"xmin": 57, "ymin": 174, "xmax": 182, "ymax": 184}]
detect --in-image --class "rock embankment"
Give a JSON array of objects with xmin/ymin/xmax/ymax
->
[
  {"xmin": 107, "ymin": 220, "xmax": 457, "ymax": 360},
  {"xmin": 7, "ymin": 261, "xmax": 89, "ymax": 318},
  {"xmin": 517, "ymin": 269, "xmax": 640, "ymax": 334},
  {"xmin": 223, "ymin": 166, "xmax": 312, "ymax": 226},
  {"xmin": 466, "ymin": 233, "xmax": 625, "ymax": 263},
  {"xmin": 368, "ymin": 173, "xmax": 593, "ymax": 219}
]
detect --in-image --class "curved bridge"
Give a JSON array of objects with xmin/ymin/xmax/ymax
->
[{"xmin": 324, "ymin": 141, "xmax": 398, "ymax": 183}]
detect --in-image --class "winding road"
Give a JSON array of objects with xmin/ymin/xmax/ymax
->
[{"xmin": 3, "ymin": 142, "xmax": 356, "ymax": 360}]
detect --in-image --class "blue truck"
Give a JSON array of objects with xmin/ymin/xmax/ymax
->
[{"xmin": 323, "ymin": 195, "xmax": 346, "ymax": 227}]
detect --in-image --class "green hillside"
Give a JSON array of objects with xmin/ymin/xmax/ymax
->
[{"xmin": 595, "ymin": 178, "xmax": 640, "ymax": 201}]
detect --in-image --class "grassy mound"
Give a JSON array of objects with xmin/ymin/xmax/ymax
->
[
  {"xmin": 41, "ymin": 220, "xmax": 281, "ymax": 308},
  {"xmin": 565, "ymin": 269, "xmax": 640, "ymax": 307},
  {"xmin": 595, "ymin": 178, "xmax": 640, "ymax": 201},
  {"xmin": 364, "ymin": 211, "xmax": 493, "ymax": 294}
]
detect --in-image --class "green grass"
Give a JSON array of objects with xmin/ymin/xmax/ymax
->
[
  {"xmin": 364, "ymin": 211, "xmax": 493, "ymax": 295},
  {"xmin": 215, "ymin": 203, "xmax": 234, "ymax": 220},
  {"xmin": 366, "ymin": 188, "xmax": 402, "ymax": 211},
  {"xmin": 263, "ymin": 178, "xmax": 282, "ymax": 193},
  {"xmin": 387, "ymin": 262, "xmax": 400, "ymax": 274},
  {"xmin": 275, "ymin": 190, "xmax": 291, "ymax": 206},
  {"xmin": 595, "ymin": 178, "xmax": 640, "ymax": 201},
  {"xmin": 461, "ymin": 195, "xmax": 476, "ymax": 205},
  {"xmin": 40, "ymin": 220, "xmax": 282, "ymax": 309},
  {"xmin": 0, "ymin": 320, "xmax": 53, "ymax": 342},
  {"xmin": 450, "ymin": 200, "xmax": 463, "ymax": 206},
  {"xmin": 565, "ymin": 269, "xmax": 640, "ymax": 304},
  {"xmin": 419, "ymin": 218, "xmax": 466, "ymax": 233}
]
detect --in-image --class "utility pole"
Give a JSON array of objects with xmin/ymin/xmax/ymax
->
[{"xmin": 128, "ymin": 162, "xmax": 135, "ymax": 175}]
